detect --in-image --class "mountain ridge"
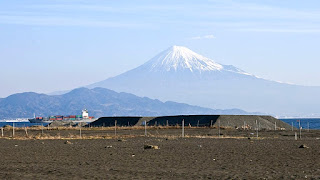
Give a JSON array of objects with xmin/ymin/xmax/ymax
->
[{"xmin": 0, "ymin": 87, "xmax": 255, "ymax": 119}]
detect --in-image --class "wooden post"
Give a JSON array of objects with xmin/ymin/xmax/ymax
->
[
  {"xmin": 114, "ymin": 120, "xmax": 117, "ymax": 137},
  {"xmin": 79, "ymin": 123, "xmax": 82, "ymax": 138},
  {"xmin": 155, "ymin": 121, "xmax": 157, "ymax": 127},
  {"xmin": 144, "ymin": 121, "xmax": 147, "ymax": 136},
  {"xmin": 307, "ymin": 122, "xmax": 310, "ymax": 132},
  {"xmin": 274, "ymin": 121, "xmax": 277, "ymax": 130},
  {"xmin": 25, "ymin": 127, "xmax": 28, "ymax": 137},
  {"xmin": 128, "ymin": 121, "xmax": 130, "ymax": 127},
  {"xmin": 299, "ymin": 126, "xmax": 302, "ymax": 139},
  {"xmin": 295, "ymin": 132, "xmax": 297, "ymax": 140},
  {"xmin": 291, "ymin": 122, "xmax": 294, "ymax": 131},
  {"xmin": 182, "ymin": 119, "xmax": 185, "ymax": 138},
  {"xmin": 1, "ymin": 127, "xmax": 3, "ymax": 137},
  {"xmin": 243, "ymin": 121, "xmax": 246, "ymax": 130},
  {"xmin": 41, "ymin": 124, "xmax": 44, "ymax": 135},
  {"xmin": 256, "ymin": 120, "xmax": 258, "ymax": 138},
  {"xmin": 166, "ymin": 120, "xmax": 168, "ymax": 127},
  {"xmin": 210, "ymin": 120, "xmax": 213, "ymax": 128},
  {"xmin": 12, "ymin": 123, "xmax": 15, "ymax": 137},
  {"xmin": 299, "ymin": 120, "xmax": 301, "ymax": 139},
  {"xmin": 218, "ymin": 119, "xmax": 221, "ymax": 138},
  {"xmin": 197, "ymin": 120, "xmax": 199, "ymax": 127}
]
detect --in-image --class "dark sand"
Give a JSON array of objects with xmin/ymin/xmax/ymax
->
[{"xmin": 0, "ymin": 128, "xmax": 320, "ymax": 179}]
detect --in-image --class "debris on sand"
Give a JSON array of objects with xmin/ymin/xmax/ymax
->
[
  {"xmin": 299, "ymin": 144, "xmax": 309, "ymax": 148},
  {"xmin": 48, "ymin": 121, "xmax": 79, "ymax": 127},
  {"xmin": 144, "ymin": 145, "xmax": 159, "ymax": 150},
  {"xmin": 64, "ymin": 140, "xmax": 73, "ymax": 145},
  {"xmin": 105, "ymin": 146, "xmax": 112, "ymax": 148}
]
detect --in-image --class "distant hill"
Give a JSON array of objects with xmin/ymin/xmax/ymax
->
[{"xmin": 0, "ymin": 87, "xmax": 257, "ymax": 119}]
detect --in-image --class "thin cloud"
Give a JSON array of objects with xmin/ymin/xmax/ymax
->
[
  {"xmin": 191, "ymin": 35, "xmax": 216, "ymax": 40},
  {"xmin": 2, "ymin": 1, "xmax": 320, "ymax": 33},
  {"xmin": 236, "ymin": 28, "xmax": 320, "ymax": 33},
  {"xmin": 0, "ymin": 13, "xmax": 149, "ymax": 28}
]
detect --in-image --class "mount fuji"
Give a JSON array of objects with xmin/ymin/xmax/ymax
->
[{"xmin": 88, "ymin": 46, "xmax": 320, "ymax": 117}]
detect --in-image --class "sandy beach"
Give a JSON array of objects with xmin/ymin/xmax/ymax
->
[{"xmin": 0, "ymin": 127, "xmax": 320, "ymax": 179}]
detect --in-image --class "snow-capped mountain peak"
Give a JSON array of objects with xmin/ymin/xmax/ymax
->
[{"xmin": 142, "ymin": 45, "xmax": 224, "ymax": 72}]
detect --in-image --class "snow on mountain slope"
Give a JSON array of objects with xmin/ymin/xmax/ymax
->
[
  {"xmin": 141, "ymin": 46, "xmax": 223, "ymax": 72},
  {"xmin": 138, "ymin": 45, "xmax": 252, "ymax": 76}
]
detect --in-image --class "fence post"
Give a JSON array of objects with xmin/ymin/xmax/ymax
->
[
  {"xmin": 298, "ymin": 120, "xmax": 301, "ymax": 139},
  {"xmin": 182, "ymin": 119, "xmax": 185, "ymax": 138},
  {"xmin": 114, "ymin": 120, "xmax": 117, "ymax": 137},
  {"xmin": 144, "ymin": 120, "xmax": 147, "ymax": 136},
  {"xmin": 256, "ymin": 120, "xmax": 258, "ymax": 138},
  {"xmin": 218, "ymin": 119, "xmax": 221, "ymax": 138},
  {"xmin": 12, "ymin": 123, "xmax": 15, "ymax": 138},
  {"xmin": 299, "ymin": 127, "xmax": 302, "ymax": 139},
  {"xmin": 79, "ymin": 122, "xmax": 82, "ymax": 138},
  {"xmin": 1, "ymin": 127, "xmax": 3, "ymax": 137},
  {"xmin": 25, "ymin": 127, "xmax": 28, "ymax": 137}
]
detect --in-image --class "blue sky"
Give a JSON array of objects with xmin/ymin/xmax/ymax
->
[{"xmin": 1, "ymin": 0, "xmax": 320, "ymax": 98}]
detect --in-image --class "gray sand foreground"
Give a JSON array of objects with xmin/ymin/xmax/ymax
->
[{"xmin": 0, "ymin": 128, "xmax": 320, "ymax": 179}]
